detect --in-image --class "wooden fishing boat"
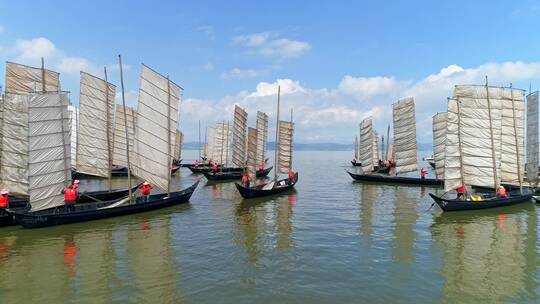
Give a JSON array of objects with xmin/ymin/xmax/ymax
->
[
  {"xmin": 347, "ymin": 170, "xmax": 442, "ymax": 186},
  {"xmin": 429, "ymin": 192, "xmax": 532, "ymax": 212},
  {"xmin": 236, "ymin": 173, "xmax": 298, "ymax": 199},
  {"xmin": 203, "ymin": 166, "xmax": 272, "ymax": 181},
  {"xmin": 351, "ymin": 160, "xmax": 362, "ymax": 167},
  {"xmin": 7, "ymin": 181, "xmax": 198, "ymax": 228},
  {"xmin": 0, "ymin": 184, "xmax": 141, "ymax": 227}
]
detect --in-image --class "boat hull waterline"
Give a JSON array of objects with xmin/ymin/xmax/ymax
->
[
  {"xmin": 429, "ymin": 192, "xmax": 533, "ymax": 212},
  {"xmin": 236, "ymin": 173, "xmax": 298, "ymax": 199},
  {"xmin": 346, "ymin": 171, "xmax": 442, "ymax": 187}
]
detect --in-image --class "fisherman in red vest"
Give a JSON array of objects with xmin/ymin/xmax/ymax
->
[
  {"xmin": 288, "ymin": 171, "xmax": 296, "ymax": 184},
  {"xmin": 211, "ymin": 163, "xmax": 218, "ymax": 171},
  {"xmin": 496, "ymin": 186, "xmax": 508, "ymax": 198},
  {"xmin": 420, "ymin": 168, "xmax": 427, "ymax": 179},
  {"xmin": 194, "ymin": 160, "xmax": 200, "ymax": 168},
  {"xmin": 456, "ymin": 184, "xmax": 466, "ymax": 200},
  {"xmin": 139, "ymin": 181, "xmax": 152, "ymax": 202},
  {"xmin": 241, "ymin": 174, "xmax": 249, "ymax": 185},
  {"xmin": 259, "ymin": 163, "xmax": 265, "ymax": 171},
  {"xmin": 0, "ymin": 190, "xmax": 9, "ymax": 209},
  {"xmin": 63, "ymin": 185, "xmax": 77, "ymax": 212}
]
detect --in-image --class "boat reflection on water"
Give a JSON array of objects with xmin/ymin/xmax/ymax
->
[
  {"xmin": 392, "ymin": 187, "xmax": 418, "ymax": 263},
  {"xmin": 431, "ymin": 204, "xmax": 538, "ymax": 302}
]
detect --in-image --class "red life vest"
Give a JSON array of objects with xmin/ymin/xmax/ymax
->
[
  {"xmin": 288, "ymin": 171, "xmax": 295, "ymax": 182},
  {"xmin": 194, "ymin": 160, "xmax": 200, "ymax": 168},
  {"xmin": 211, "ymin": 164, "xmax": 218, "ymax": 171},
  {"xmin": 456, "ymin": 185, "xmax": 466, "ymax": 193},
  {"xmin": 420, "ymin": 169, "xmax": 426, "ymax": 178},
  {"xmin": 242, "ymin": 175, "xmax": 248, "ymax": 184},
  {"xmin": 64, "ymin": 188, "xmax": 77, "ymax": 201},
  {"xmin": 140, "ymin": 184, "xmax": 152, "ymax": 195},
  {"xmin": 0, "ymin": 195, "xmax": 8, "ymax": 208},
  {"xmin": 259, "ymin": 163, "xmax": 264, "ymax": 171}
]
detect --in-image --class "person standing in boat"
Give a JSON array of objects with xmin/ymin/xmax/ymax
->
[
  {"xmin": 0, "ymin": 190, "xmax": 9, "ymax": 209},
  {"xmin": 194, "ymin": 159, "xmax": 200, "ymax": 168},
  {"xmin": 241, "ymin": 174, "xmax": 250, "ymax": 187},
  {"xmin": 456, "ymin": 184, "xmax": 466, "ymax": 199},
  {"xmin": 420, "ymin": 168, "xmax": 427, "ymax": 179},
  {"xmin": 211, "ymin": 162, "xmax": 218, "ymax": 171},
  {"xmin": 62, "ymin": 185, "xmax": 78, "ymax": 212},
  {"xmin": 259, "ymin": 162, "xmax": 265, "ymax": 171},
  {"xmin": 288, "ymin": 171, "xmax": 296, "ymax": 185},
  {"xmin": 72, "ymin": 179, "xmax": 80, "ymax": 192},
  {"xmin": 139, "ymin": 182, "xmax": 152, "ymax": 202},
  {"xmin": 496, "ymin": 186, "xmax": 508, "ymax": 198}
]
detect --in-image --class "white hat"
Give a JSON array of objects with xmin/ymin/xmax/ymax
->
[{"xmin": 0, "ymin": 189, "xmax": 8, "ymax": 195}]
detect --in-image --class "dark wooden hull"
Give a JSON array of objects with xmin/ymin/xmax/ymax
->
[
  {"xmin": 187, "ymin": 165, "xmax": 232, "ymax": 174},
  {"xmin": 7, "ymin": 181, "xmax": 199, "ymax": 229},
  {"xmin": 429, "ymin": 192, "xmax": 532, "ymax": 212},
  {"xmin": 346, "ymin": 171, "xmax": 443, "ymax": 187},
  {"xmin": 351, "ymin": 161, "xmax": 362, "ymax": 167},
  {"xmin": 377, "ymin": 167, "xmax": 391, "ymax": 174},
  {"xmin": 203, "ymin": 167, "xmax": 272, "ymax": 181},
  {"xmin": 235, "ymin": 173, "xmax": 298, "ymax": 199},
  {"xmin": 428, "ymin": 161, "xmax": 436, "ymax": 169}
]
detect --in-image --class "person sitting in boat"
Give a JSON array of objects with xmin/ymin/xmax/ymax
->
[
  {"xmin": 0, "ymin": 189, "xmax": 9, "ymax": 209},
  {"xmin": 496, "ymin": 186, "xmax": 508, "ymax": 199},
  {"xmin": 211, "ymin": 163, "xmax": 218, "ymax": 171},
  {"xmin": 72, "ymin": 179, "xmax": 80, "ymax": 192},
  {"xmin": 194, "ymin": 160, "xmax": 200, "ymax": 168},
  {"xmin": 288, "ymin": 171, "xmax": 296, "ymax": 184},
  {"xmin": 259, "ymin": 162, "xmax": 265, "ymax": 171},
  {"xmin": 139, "ymin": 182, "xmax": 153, "ymax": 202},
  {"xmin": 62, "ymin": 185, "xmax": 78, "ymax": 212},
  {"xmin": 385, "ymin": 160, "xmax": 391, "ymax": 168},
  {"xmin": 420, "ymin": 168, "xmax": 427, "ymax": 179},
  {"xmin": 241, "ymin": 174, "xmax": 250, "ymax": 187},
  {"xmin": 456, "ymin": 184, "xmax": 466, "ymax": 199}
]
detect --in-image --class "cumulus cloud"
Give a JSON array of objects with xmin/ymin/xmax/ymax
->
[
  {"xmin": 220, "ymin": 68, "xmax": 257, "ymax": 80},
  {"xmin": 233, "ymin": 32, "xmax": 311, "ymax": 59},
  {"xmin": 180, "ymin": 61, "xmax": 540, "ymax": 144}
]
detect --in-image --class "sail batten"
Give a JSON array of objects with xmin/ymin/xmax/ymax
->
[
  {"xmin": 5, "ymin": 62, "xmax": 60, "ymax": 94},
  {"xmin": 76, "ymin": 72, "xmax": 115, "ymax": 177},
  {"xmin": 392, "ymin": 97, "xmax": 418, "ymax": 174},
  {"xmin": 359, "ymin": 118, "xmax": 375, "ymax": 174},
  {"xmin": 232, "ymin": 105, "xmax": 248, "ymax": 168},
  {"xmin": 526, "ymin": 92, "xmax": 539, "ymax": 186},
  {"xmin": 132, "ymin": 65, "xmax": 180, "ymax": 191},
  {"xmin": 432, "ymin": 112, "xmax": 448, "ymax": 179},
  {"xmin": 277, "ymin": 120, "xmax": 294, "ymax": 174},
  {"xmin": 500, "ymin": 88, "xmax": 525, "ymax": 185}
]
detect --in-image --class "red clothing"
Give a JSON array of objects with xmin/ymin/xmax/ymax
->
[
  {"xmin": 0, "ymin": 194, "xmax": 8, "ymax": 208},
  {"xmin": 64, "ymin": 187, "xmax": 77, "ymax": 201},
  {"xmin": 241, "ymin": 175, "xmax": 248, "ymax": 184},
  {"xmin": 211, "ymin": 164, "xmax": 218, "ymax": 171},
  {"xmin": 496, "ymin": 187, "xmax": 508, "ymax": 198},
  {"xmin": 288, "ymin": 171, "xmax": 295, "ymax": 182},
  {"xmin": 456, "ymin": 185, "xmax": 466, "ymax": 194},
  {"xmin": 194, "ymin": 160, "xmax": 200, "ymax": 168},
  {"xmin": 259, "ymin": 163, "xmax": 264, "ymax": 171},
  {"xmin": 420, "ymin": 169, "xmax": 426, "ymax": 178},
  {"xmin": 139, "ymin": 184, "xmax": 152, "ymax": 196}
]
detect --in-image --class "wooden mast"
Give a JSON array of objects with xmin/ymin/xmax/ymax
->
[
  {"xmin": 290, "ymin": 107, "xmax": 293, "ymax": 172},
  {"xmin": 453, "ymin": 97, "xmax": 466, "ymax": 193},
  {"xmin": 198, "ymin": 120, "xmax": 201, "ymax": 161},
  {"xmin": 104, "ymin": 66, "xmax": 113, "ymax": 192},
  {"xmin": 220, "ymin": 120, "xmax": 225, "ymax": 172},
  {"xmin": 485, "ymin": 76, "xmax": 499, "ymax": 192},
  {"xmin": 118, "ymin": 55, "xmax": 133, "ymax": 201},
  {"xmin": 509, "ymin": 84, "xmax": 523, "ymax": 194},
  {"xmin": 166, "ymin": 76, "xmax": 172, "ymax": 197},
  {"xmin": 274, "ymin": 85, "xmax": 281, "ymax": 181}
]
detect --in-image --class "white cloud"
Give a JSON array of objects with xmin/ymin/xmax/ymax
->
[
  {"xmin": 220, "ymin": 68, "xmax": 257, "ymax": 80},
  {"xmin": 202, "ymin": 62, "xmax": 214, "ymax": 71},
  {"xmin": 180, "ymin": 61, "xmax": 540, "ymax": 143},
  {"xmin": 233, "ymin": 32, "xmax": 311, "ymax": 59}
]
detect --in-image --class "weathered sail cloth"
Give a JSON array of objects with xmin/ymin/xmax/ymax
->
[
  {"xmin": 246, "ymin": 127, "xmax": 258, "ymax": 182},
  {"xmin": 359, "ymin": 118, "xmax": 375, "ymax": 174},
  {"xmin": 500, "ymin": 88, "xmax": 525, "ymax": 185},
  {"xmin": 277, "ymin": 120, "xmax": 294, "ymax": 174},
  {"xmin": 1, "ymin": 94, "xmax": 30, "ymax": 195},
  {"xmin": 445, "ymin": 85, "xmax": 503, "ymax": 191},
  {"xmin": 132, "ymin": 65, "xmax": 180, "ymax": 191},
  {"xmin": 112, "ymin": 105, "xmax": 136, "ymax": 167},
  {"xmin": 432, "ymin": 112, "xmax": 448, "ymax": 179},
  {"xmin": 0, "ymin": 95, "xmax": 4, "ymax": 179},
  {"xmin": 526, "ymin": 92, "xmax": 539, "ymax": 186},
  {"xmin": 392, "ymin": 97, "xmax": 418, "ymax": 174},
  {"xmin": 373, "ymin": 131, "xmax": 379, "ymax": 165},
  {"xmin": 5, "ymin": 62, "xmax": 60, "ymax": 94},
  {"xmin": 174, "ymin": 129, "xmax": 183, "ymax": 161},
  {"xmin": 76, "ymin": 72, "xmax": 115, "ymax": 177},
  {"xmin": 232, "ymin": 105, "xmax": 248, "ymax": 168},
  {"xmin": 387, "ymin": 144, "xmax": 395, "ymax": 161},
  {"xmin": 68, "ymin": 106, "xmax": 79, "ymax": 169},
  {"xmin": 206, "ymin": 127, "xmax": 215, "ymax": 161},
  {"xmin": 256, "ymin": 111, "xmax": 269, "ymax": 165},
  {"xmin": 212, "ymin": 123, "xmax": 232, "ymax": 165},
  {"xmin": 354, "ymin": 136, "xmax": 359, "ymax": 160},
  {"xmin": 28, "ymin": 92, "xmax": 71, "ymax": 211}
]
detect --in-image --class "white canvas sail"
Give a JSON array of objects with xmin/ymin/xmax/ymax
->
[
  {"xmin": 28, "ymin": 92, "xmax": 71, "ymax": 211},
  {"xmin": 68, "ymin": 105, "xmax": 78, "ymax": 169},
  {"xmin": 174, "ymin": 129, "xmax": 183, "ymax": 161},
  {"xmin": 76, "ymin": 72, "xmax": 115, "ymax": 177},
  {"xmin": 232, "ymin": 105, "xmax": 248, "ymax": 168},
  {"xmin": 212, "ymin": 122, "xmax": 232, "ymax": 165},
  {"xmin": 0, "ymin": 94, "xmax": 30, "ymax": 195},
  {"xmin": 112, "ymin": 105, "xmax": 136, "ymax": 167},
  {"xmin": 526, "ymin": 91, "xmax": 539, "ymax": 186},
  {"xmin": 246, "ymin": 127, "xmax": 258, "ymax": 182},
  {"xmin": 432, "ymin": 112, "xmax": 448, "ymax": 179},
  {"xmin": 5, "ymin": 62, "xmax": 60, "ymax": 94},
  {"xmin": 386, "ymin": 144, "xmax": 395, "ymax": 161},
  {"xmin": 359, "ymin": 118, "xmax": 375, "ymax": 174},
  {"xmin": 373, "ymin": 131, "xmax": 379, "ymax": 166},
  {"xmin": 392, "ymin": 97, "xmax": 418, "ymax": 174},
  {"xmin": 256, "ymin": 111, "xmax": 269, "ymax": 165},
  {"xmin": 132, "ymin": 65, "xmax": 180, "ymax": 191},
  {"xmin": 500, "ymin": 88, "xmax": 525, "ymax": 185},
  {"xmin": 206, "ymin": 127, "xmax": 215, "ymax": 162},
  {"xmin": 277, "ymin": 120, "xmax": 294, "ymax": 174},
  {"xmin": 354, "ymin": 136, "xmax": 359, "ymax": 160},
  {"xmin": 0, "ymin": 95, "xmax": 4, "ymax": 180},
  {"xmin": 445, "ymin": 85, "xmax": 503, "ymax": 191}
]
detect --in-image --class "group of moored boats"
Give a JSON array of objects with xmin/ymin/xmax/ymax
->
[
  {"xmin": 347, "ymin": 79, "xmax": 539, "ymax": 212},
  {"xmin": 0, "ymin": 60, "xmax": 298, "ymax": 229}
]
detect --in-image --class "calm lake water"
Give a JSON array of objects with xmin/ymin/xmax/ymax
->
[{"xmin": 0, "ymin": 150, "xmax": 539, "ymax": 303}]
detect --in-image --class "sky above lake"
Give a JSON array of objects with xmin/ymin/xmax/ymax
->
[{"xmin": 1, "ymin": 0, "xmax": 540, "ymax": 143}]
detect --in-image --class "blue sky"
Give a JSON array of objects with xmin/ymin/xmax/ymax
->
[{"xmin": 2, "ymin": 0, "xmax": 540, "ymax": 143}]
